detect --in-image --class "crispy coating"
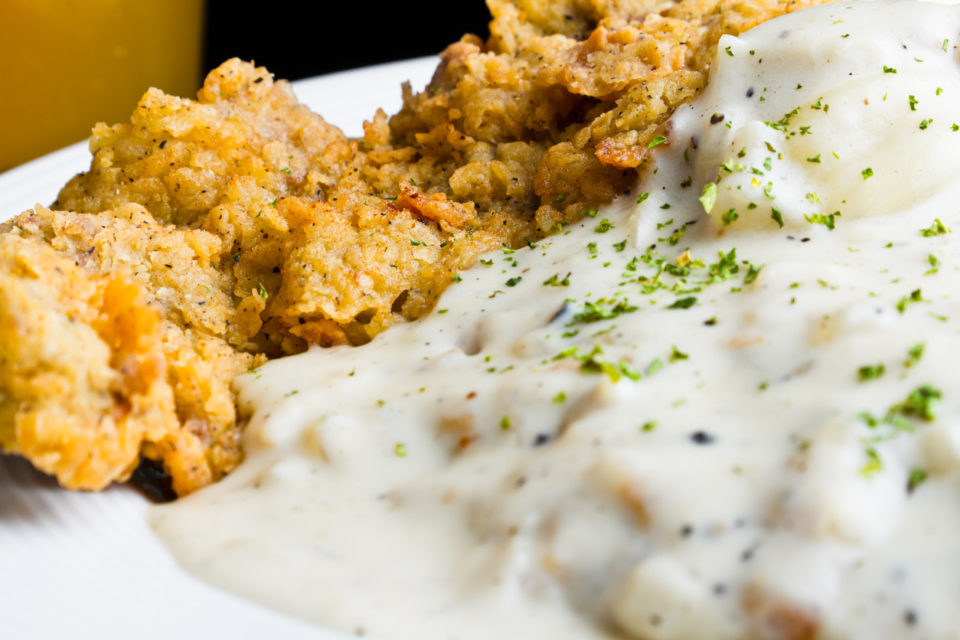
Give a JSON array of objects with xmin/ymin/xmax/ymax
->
[
  {"xmin": 4, "ymin": 0, "xmax": 826, "ymax": 495},
  {"xmin": 387, "ymin": 0, "xmax": 824, "ymax": 233},
  {"xmin": 0, "ymin": 205, "xmax": 259, "ymax": 494},
  {"xmin": 57, "ymin": 59, "xmax": 504, "ymax": 353}
]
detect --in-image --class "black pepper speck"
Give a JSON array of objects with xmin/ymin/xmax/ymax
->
[
  {"xmin": 533, "ymin": 433, "xmax": 552, "ymax": 447},
  {"xmin": 691, "ymin": 431, "xmax": 715, "ymax": 445}
]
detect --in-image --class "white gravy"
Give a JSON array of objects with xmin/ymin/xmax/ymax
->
[{"xmin": 151, "ymin": 3, "xmax": 960, "ymax": 638}]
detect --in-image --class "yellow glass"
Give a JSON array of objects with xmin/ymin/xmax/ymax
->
[{"xmin": 0, "ymin": 0, "xmax": 204, "ymax": 171}]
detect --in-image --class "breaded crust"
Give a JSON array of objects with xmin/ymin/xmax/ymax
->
[{"xmin": 0, "ymin": 205, "xmax": 258, "ymax": 495}]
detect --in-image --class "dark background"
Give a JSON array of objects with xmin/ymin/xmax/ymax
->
[{"xmin": 203, "ymin": 1, "xmax": 492, "ymax": 80}]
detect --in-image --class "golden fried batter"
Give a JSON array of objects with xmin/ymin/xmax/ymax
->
[
  {"xmin": 2, "ymin": 0, "xmax": 826, "ymax": 495},
  {"xmin": 386, "ymin": 0, "xmax": 823, "ymax": 232},
  {"xmin": 0, "ymin": 205, "xmax": 258, "ymax": 494}
]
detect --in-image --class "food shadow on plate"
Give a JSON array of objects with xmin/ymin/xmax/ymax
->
[{"xmin": 0, "ymin": 454, "xmax": 171, "ymax": 523}]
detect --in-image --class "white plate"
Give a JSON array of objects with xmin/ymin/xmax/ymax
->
[{"xmin": 0, "ymin": 57, "xmax": 438, "ymax": 639}]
